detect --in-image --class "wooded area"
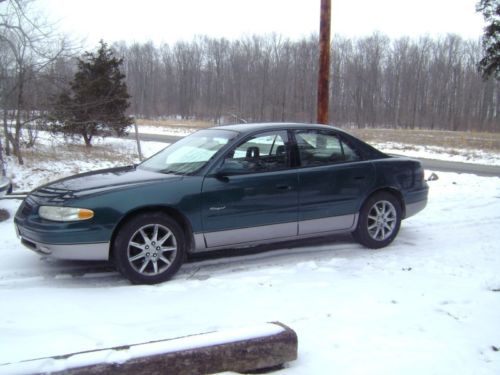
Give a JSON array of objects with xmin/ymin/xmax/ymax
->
[
  {"xmin": 2, "ymin": 30, "xmax": 500, "ymax": 138},
  {"xmin": 114, "ymin": 34, "xmax": 499, "ymax": 132}
]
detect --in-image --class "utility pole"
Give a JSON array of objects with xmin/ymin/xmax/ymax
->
[{"xmin": 317, "ymin": 0, "xmax": 331, "ymax": 125}]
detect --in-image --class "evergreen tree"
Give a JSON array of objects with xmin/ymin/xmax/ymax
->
[
  {"xmin": 477, "ymin": 0, "xmax": 500, "ymax": 80},
  {"xmin": 52, "ymin": 41, "xmax": 133, "ymax": 146}
]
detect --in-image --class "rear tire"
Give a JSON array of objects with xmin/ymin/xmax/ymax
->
[
  {"xmin": 113, "ymin": 212, "xmax": 185, "ymax": 284},
  {"xmin": 353, "ymin": 192, "xmax": 402, "ymax": 249}
]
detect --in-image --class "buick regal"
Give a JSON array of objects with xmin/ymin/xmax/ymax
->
[{"xmin": 15, "ymin": 123, "xmax": 428, "ymax": 284}]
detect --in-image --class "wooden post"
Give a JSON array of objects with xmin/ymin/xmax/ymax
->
[{"xmin": 317, "ymin": 0, "xmax": 331, "ymax": 125}]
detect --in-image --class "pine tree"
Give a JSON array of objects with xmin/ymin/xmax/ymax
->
[
  {"xmin": 477, "ymin": 0, "xmax": 500, "ymax": 80},
  {"xmin": 52, "ymin": 41, "xmax": 133, "ymax": 146}
]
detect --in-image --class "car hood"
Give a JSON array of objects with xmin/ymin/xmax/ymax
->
[{"xmin": 29, "ymin": 166, "xmax": 183, "ymax": 203}]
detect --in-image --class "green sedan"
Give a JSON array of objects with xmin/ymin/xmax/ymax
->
[{"xmin": 15, "ymin": 123, "xmax": 428, "ymax": 284}]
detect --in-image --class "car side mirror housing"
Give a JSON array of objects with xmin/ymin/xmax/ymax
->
[{"xmin": 216, "ymin": 160, "xmax": 246, "ymax": 177}]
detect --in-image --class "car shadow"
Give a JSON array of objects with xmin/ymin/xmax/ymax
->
[
  {"xmin": 187, "ymin": 233, "xmax": 355, "ymax": 262},
  {"xmin": 7, "ymin": 233, "xmax": 363, "ymax": 288}
]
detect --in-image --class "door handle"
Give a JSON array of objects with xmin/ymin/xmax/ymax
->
[
  {"xmin": 209, "ymin": 206, "xmax": 226, "ymax": 211},
  {"xmin": 354, "ymin": 176, "xmax": 366, "ymax": 180},
  {"xmin": 276, "ymin": 184, "xmax": 291, "ymax": 190}
]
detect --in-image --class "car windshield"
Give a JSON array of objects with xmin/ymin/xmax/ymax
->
[{"xmin": 138, "ymin": 129, "xmax": 237, "ymax": 175}]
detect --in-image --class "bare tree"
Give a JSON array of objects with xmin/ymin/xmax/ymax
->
[
  {"xmin": 111, "ymin": 34, "xmax": 498, "ymax": 132},
  {"xmin": 0, "ymin": 0, "xmax": 71, "ymax": 164}
]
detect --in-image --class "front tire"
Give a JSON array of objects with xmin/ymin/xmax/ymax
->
[
  {"xmin": 113, "ymin": 212, "xmax": 185, "ymax": 284},
  {"xmin": 353, "ymin": 192, "xmax": 402, "ymax": 249}
]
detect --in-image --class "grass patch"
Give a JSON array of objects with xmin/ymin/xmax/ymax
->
[
  {"xmin": 20, "ymin": 143, "xmax": 138, "ymax": 164},
  {"xmin": 135, "ymin": 118, "xmax": 211, "ymax": 128}
]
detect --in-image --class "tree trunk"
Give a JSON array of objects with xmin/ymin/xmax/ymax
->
[
  {"xmin": 0, "ymin": 135, "xmax": 6, "ymax": 177},
  {"xmin": 2, "ymin": 110, "xmax": 11, "ymax": 156},
  {"xmin": 14, "ymin": 109, "xmax": 24, "ymax": 165},
  {"xmin": 83, "ymin": 133, "xmax": 92, "ymax": 147}
]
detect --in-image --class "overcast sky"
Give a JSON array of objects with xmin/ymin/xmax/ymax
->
[{"xmin": 36, "ymin": 0, "xmax": 485, "ymax": 47}]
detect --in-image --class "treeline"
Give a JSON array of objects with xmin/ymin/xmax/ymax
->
[
  {"xmin": 114, "ymin": 33, "xmax": 499, "ymax": 132},
  {"xmin": 2, "ymin": 30, "xmax": 500, "ymax": 136}
]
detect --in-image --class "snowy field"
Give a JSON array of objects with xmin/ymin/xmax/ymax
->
[{"xmin": 0, "ymin": 130, "xmax": 500, "ymax": 374}]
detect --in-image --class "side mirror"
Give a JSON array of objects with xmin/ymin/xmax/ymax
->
[{"xmin": 216, "ymin": 160, "xmax": 246, "ymax": 177}]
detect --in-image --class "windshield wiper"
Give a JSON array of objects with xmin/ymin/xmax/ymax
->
[{"xmin": 159, "ymin": 169, "xmax": 188, "ymax": 175}]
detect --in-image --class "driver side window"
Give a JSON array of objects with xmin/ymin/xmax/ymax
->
[{"xmin": 222, "ymin": 131, "xmax": 289, "ymax": 174}]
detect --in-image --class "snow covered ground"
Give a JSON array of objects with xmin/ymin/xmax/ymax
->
[
  {"xmin": 0, "ymin": 130, "xmax": 499, "ymax": 374},
  {"xmin": 2, "ymin": 130, "xmax": 166, "ymax": 192}
]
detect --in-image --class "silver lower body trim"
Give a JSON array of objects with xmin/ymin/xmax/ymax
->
[
  {"xmin": 192, "ymin": 214, "xmax": 358, "ymax": 253},
  {"xmin": 404, "ymin": 199, "xmax": 427, "ymax": 219},
  {"xmin": 203, "ymin": 222, "xmax": 297, "ymax": 248},
  {"xmin": 20, "ymin": 237, "xmax": 109, "ymax": 261},
  {"xmin": 299, "ymin": 214, "xmax": 355, "ymax": 235}
]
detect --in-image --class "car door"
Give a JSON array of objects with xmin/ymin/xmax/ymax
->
[
  {"xmin": 201, "ymin": 130, "xmax": 299, "ymax": 248},
  {"xmin": 293, "ymin": 129, "xmax": 375, "ymax": 235}
]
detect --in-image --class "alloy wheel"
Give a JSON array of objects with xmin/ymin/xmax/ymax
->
[
  {"xmin": 127, "ymin": 224, "xmax": 178, "ymax": 276},
  {"xmin": 367, "ymin": 200, "xmax": 397, "ymax": 241}
]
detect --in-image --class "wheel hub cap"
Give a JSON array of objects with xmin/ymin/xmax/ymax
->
[
  {"xmin": 367, "ymin": 200, "xmax": 397, "ymax": 241},
  {"xmin": 127, "ymin": 224, "xmax": 177, "ymax": 276}
]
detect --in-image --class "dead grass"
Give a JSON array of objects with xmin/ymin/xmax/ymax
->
[
  {"xmin": 21, "ymin": 143, "xmax": 137, "ymax": 164},
  {"xmin": 343, "ymin": 128, "xmax": 500, "ymax": 152},
  {"xmin": 135, "ymin": 118, "xmax": 211, "ymax": 128}
]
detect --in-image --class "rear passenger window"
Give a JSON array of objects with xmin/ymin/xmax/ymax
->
[{"xmin": 294, "ymin": 130, "xmax": 360, "ymax": 167}]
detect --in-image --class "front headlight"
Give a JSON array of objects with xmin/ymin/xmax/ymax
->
[{"xmin": 38, "ymin": 206, "xmax": 94, "ymax": 221}]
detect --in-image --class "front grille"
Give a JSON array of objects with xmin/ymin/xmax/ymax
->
[
  {"xmin": 16, "ymin": 197, "xmax": 37, "ymax": 219},
  {"xmin": 21, "ymin": 201, "xmax": 33, "ymax": 216}
]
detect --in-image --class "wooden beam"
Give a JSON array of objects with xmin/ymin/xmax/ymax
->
[{"xmin": 1, "ymin": 322, "xmax": 298, "ymax": 375}]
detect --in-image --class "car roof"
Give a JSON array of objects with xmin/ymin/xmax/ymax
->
[{"xmin": 211, "ymin": 122, "xmax": 346, "ymax": 134}]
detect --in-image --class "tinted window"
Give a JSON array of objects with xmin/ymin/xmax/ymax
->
[{"xmin": 294, "ymin": 130, "xmax": 360, "ymax": 167}]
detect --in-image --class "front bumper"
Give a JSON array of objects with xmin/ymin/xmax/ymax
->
[
  {"xmin": 18, "ymin": 230, "xmax": 109, "ymax": 260},
  {"xmin": 15, "ymin": 196, "xmax": 115, "ymax": 259}
]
